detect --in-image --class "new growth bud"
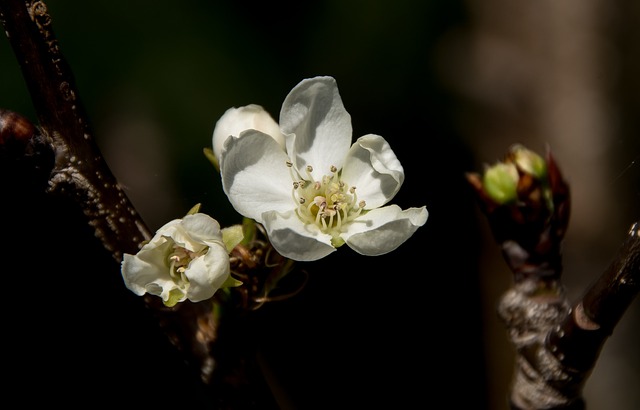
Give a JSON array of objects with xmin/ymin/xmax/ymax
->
[{"xmin": 467, "ymin": 144, "xmax": 570, "ymax": 282}]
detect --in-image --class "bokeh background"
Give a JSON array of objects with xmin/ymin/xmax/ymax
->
[{"xmin": 1, "ymin": 0, "xmax": 638, "ymax": 408}]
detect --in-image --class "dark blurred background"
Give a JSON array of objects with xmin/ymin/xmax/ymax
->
[{"xmin": 1, "ymin": 1, "xmax": 638, "ymax": 409}]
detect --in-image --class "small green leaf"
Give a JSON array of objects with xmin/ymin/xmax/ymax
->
[
  {"xmin": 512, "ymin": 145, "xmax": 547, "ymax": 179},
  {"xmin": 483, "ymin": 162, "xmax": 518, "ymax": 204},
  {"xmin": 222, "ymin": 224, "xmax": 244, "ymax": 253}
]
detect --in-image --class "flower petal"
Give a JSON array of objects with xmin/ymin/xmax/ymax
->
[
  {"xmin": 280, "ymin": 76, "xmax": 352, "ymax": 180},
  {"xmin": 261, "ymin": 209, "xmax": 336, "ymax": 261},
  {"xmin": 341, "ymin": 134, "xmax": 405, "ymax": 209},
  {"xmin": 179, "ymin": 213, "xmax": 223, "ymax": 244},
  {"xmin": 212, "ymin": 104, "xmax": 285, "ymax": 162},
  {"xmin": 221, "ymin": 130, "xmax": 294, "ymax": 223},
  {"xmin": 185, "ymin": 242, "xmax": 231, "ymax": 302},
  {"xmin": 121, "ymin": 240, "xmax": 182, "ymax": 301},
  {"xmin": 341, "ymin": 205, "xmax": 428, "ymax": 256}
]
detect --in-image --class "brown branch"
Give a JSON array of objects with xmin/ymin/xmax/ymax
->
[
  {"xmin": 0, "ymin": 0, "xmax": 150, "ymax": 261},
  {"xmin": 501, "ymin": 220, "xmax": 639, "ymax": 410},
  {"xmin": 547, "ymin": 220, "xmax": 640, "ymax": 376},
  {"xmin": 0, "ymin": 2, "xmax": 283, "ymax": 408}
]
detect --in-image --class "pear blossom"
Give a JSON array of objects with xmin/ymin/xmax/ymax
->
[
  {"xmin": 121, "ymin": 212, "xmax": 242, "ymax": 307},
  {"xmin": 214, "ymin": 76, "xmax": 428, "ymax": 261}
]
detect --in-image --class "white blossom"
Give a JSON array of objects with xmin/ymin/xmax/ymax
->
[
  {"xmin": 215, "ymin": 76, "xmax": 428, "ymax": 261},
  {"xmin": 121, "ymin": 213, "xmax": 239, "ymax": 306}
]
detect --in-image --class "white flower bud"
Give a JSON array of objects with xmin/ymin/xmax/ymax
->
[{"xmin": 212, "ymin": 104, "xmax": 285, "ymax": 162}]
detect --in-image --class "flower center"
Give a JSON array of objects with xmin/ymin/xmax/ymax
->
[
  {"xmin": 288, "ymin": 162, "xmax": 365, "ymax": 237},
  {"xmin": 167, "ymin": 244, "xmax": 206, "ymax": 285}
]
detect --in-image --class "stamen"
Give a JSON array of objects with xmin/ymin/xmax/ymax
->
[
  {"xmin": 349, "ymin": 206, "xmax": 363, "ymax": 220},
  {"xmin": 168, "ymin": 246, "xmax": 195, "ymax": 283},
  {"xmin": 287, "ymin": 159, "xmax": 364, "ymax": 237},
  {"xmin": 336, "ymin": 206, "xmax": 343, "ymax": 228},
  {"xmin": 305, "ymin": 165, "xmax": 315, "ymax": 182},
  {"xmin": 287, "ymin": 160, "xmax": 300, "ymax": 183},
  {"xmin": 169, "ymin": 259, "xmax": 178, "ymax": 279},
  {"xmin": 291, "ymin": 183, "xmax": 299, "ymax": 206},
  {"xmin": 307, "ymin": 201, "xmax": 316, "ymax": 215}
]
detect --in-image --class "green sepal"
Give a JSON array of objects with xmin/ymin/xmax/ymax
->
[
  {"xmin": 164, "ymin": 288, "xmax": 185, "ymax": 307},
  {"xmin": 221, "ymin": 273, "xmax": 243, "ymax": 288},
  {"xmin": 241, "ymin": 217, "xmax": 257, "ymax": 246},
  {"xmin": 203, "ymin": 147, "xmax": 220, "ymax": 172},
  {"xmin": 186, "ymin": 203, "xmax": 201, "ymax": 215},
  {"xmin": 331, "ymin": 236, "xmax": 345, "ymax": 248}
]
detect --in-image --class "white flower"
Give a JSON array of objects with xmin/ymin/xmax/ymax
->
[
  {"xmin": 121, "ymin": 213, "xmax": 241, "ymax": 307},
  {"xmin": 217, "ymin": 76, "xmax": 428, "ymax": 261},
  {"xmin": 212, "ymin": 104, "xmax": 286, "ymax": 163}
]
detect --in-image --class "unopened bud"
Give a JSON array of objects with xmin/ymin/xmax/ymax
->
[
  {"xmin": 511, "ymin": 144, "xmax": 547, "ymax": 179},
  {"xmin": 483, "ymin": 162, "xmax": 519, "ymax": 204}
]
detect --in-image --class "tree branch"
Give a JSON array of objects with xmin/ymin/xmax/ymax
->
[
  {"xmin": 0, "ymin": 0, "xmax": 151, "ymax": 260},
  {"xmin": 548, "ymin": 220, "xmax": 640, "ymax": 375},
  {"xmin": 1, "ymin": 2, "xmax": 285, "ymax": 408}
]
